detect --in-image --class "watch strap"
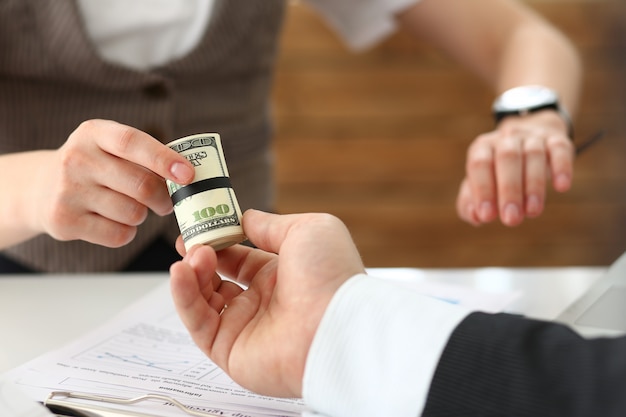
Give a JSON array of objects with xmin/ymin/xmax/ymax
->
[{"xmin": 494, "ymin": 104, "xmax": 574, "ymax": 139}]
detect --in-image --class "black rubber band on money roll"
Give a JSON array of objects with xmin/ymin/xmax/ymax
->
[{"xmin": 169, "ymin": 176, "xmax": 233, "ymax": 205}]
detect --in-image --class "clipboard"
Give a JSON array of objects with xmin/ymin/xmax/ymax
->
[{"xmin": 44, "ymin": 391, "xmax": 223, "ymax": 417}]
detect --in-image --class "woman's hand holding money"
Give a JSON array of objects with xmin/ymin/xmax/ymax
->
[{"xmin": 5, "ymin": 119, "xmax": 194, "ymax": 249}]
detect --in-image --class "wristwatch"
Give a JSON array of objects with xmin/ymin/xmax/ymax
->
[{"xmin": 492, "ymin": 85, "xmax": 573, "ymax": 137}]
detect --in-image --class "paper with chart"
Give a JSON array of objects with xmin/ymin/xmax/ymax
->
[{"xmin": 6, "ymin": 282, "xmax": 304, "ymax": 417}]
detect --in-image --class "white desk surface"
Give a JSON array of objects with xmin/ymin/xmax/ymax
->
[{"xmin": 0, "ymin": 267, "xmax": 607, "ymax": 374}]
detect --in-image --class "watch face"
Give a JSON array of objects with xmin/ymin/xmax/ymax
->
[{"xmin": 494, "ymin": 85, "xmax": 558, "ymax": 112}]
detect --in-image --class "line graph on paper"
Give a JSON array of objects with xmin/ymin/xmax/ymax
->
[{"xmin": 71, "ymin": 322, "xmax": 234, "ymax": 384}]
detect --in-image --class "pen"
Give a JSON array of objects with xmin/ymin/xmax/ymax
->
[
  {"xmin": 575, "ymin": 130, "xmax": 605, "ymax": 156},
  {"xmin": 44, "ymin": 391, "xmax": 225, "ymax": 417}
]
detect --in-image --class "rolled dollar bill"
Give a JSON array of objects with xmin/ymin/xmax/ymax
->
[{"xmin": 166, "ymin": 133, "xmax": 245, "ymax": 251}]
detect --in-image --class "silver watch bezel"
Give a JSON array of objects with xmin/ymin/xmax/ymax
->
[
  {"xmin": 492, "ymin": 85, "xmax": 573, "ymax": 138},
  {"xmin": 492, "ymin": 85, "xmax": 560, "ymax": 113}
]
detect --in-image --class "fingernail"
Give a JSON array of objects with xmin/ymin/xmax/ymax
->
[
  {"xmin": 171, "ymin": 162, "xmax": 194, "ymax": 182},
  {"xmin": 186, "ymin": 245, "xmax": 201, "ymax": 262},
  {"xmin": 555, "ymin": 174, "xmax": 571, "ymax": 192},
  {"xmin": 526, "ymin": 195, "xmax": 542, "ymax": 217},
  {"xmin": 503, "ymin": 203, "xmax": 520, "ymax": 225},
  {"xmin": 466, "ymin": 203, "xmax": 475, "ymax": 220},
  {"xmin": 463, "ymin": 204, "xmax": 480, "ymax": 226},
  {"xmin": 479, "ymin": 201, "xmax": 493, "ymax": 222}
]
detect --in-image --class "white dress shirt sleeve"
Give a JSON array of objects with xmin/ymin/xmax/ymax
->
[
  {"xmin": 303, "ymin": 0, "xmax": 421, "ymax": 50},
  {"xmin": 302, "ymin": 274, "xmax": 470, "ymax": 417}
]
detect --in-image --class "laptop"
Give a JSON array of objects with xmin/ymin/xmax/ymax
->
[{"xmin": 556, "ymin": 250, "xmax": 626, "ymax": 337}]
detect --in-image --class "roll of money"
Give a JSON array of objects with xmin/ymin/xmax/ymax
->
[{"xmin": 166, "ymin": 133, "xmax": 245, "ymax": 251}]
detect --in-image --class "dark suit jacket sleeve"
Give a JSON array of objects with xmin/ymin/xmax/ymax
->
[{"xmin": 422, "ymin": 312, "xmax": 626, "ymax": 417}]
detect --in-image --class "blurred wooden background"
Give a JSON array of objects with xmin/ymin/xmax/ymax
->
[{"xmin": 271, "ymin": 0, "xmax": 626, "ymax": 268}]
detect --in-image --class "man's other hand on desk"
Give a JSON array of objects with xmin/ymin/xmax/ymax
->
[{"xmin": 456, "ymin": 110, "xmax": 574, "ymax": 227}]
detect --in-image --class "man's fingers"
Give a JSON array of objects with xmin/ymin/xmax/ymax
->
[
  {"xmin": 466, "ymin": 139, "xmax": 497, "ymax": 223},
  {"xmin": 494, "ymin": 136, "xmax": 524, "ymax": 226},
  {"xmin": 241, "ymin": 209, "xmax": 297, "ymax": 255},
  {"xmin": 175, "ymin": 236, "xmax": 186, "ymax": 257},
  {"xmin": 456, "ymin": 179, "xmax": 481, "ymax": 226},
  {"xmin": 547, "ymin": 135, "xmax": 575, "ymax": 192},
  {"xmin": 523, "ymin": 136, "xmax": 547, "ymax": 218},
  {"xmin": 170, "ymin": 246, "xmax": 220, "ymax": 354},
  {"xmin": 216, "ymin": 243, "xmax": 276, "ymax": 288}
]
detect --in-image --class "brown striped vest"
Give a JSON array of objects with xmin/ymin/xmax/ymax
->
[{"xmin": 0, "ymin": 0, "xmax": 286, "ymax": 272}]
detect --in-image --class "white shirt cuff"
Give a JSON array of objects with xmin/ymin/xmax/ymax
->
[
  {"xmin": 302, "ymin": 274, "xmax": 470, "ymax": 417},
  {"xmin": 305, "ymin": 0, "xmax": 421, "ymax": 51}
]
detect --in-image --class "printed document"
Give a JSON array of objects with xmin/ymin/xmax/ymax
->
[{"xmin": 5, "ymin": 282, "xmax": 304, "ymax": 417}]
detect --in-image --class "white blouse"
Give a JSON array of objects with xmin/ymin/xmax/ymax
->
[{"xmin": 76, "ymin": 0, "xmax": 419, "ymax": 71}]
